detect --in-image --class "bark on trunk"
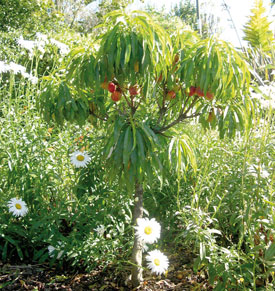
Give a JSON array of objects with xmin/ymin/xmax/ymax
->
[{"xmin": 131, "ymin": 182, "xmax": 144, "ymax": 288}]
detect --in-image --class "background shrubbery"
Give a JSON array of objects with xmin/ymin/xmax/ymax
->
[{"xmin": 0, "ymin": 0, "xmax": 274, "ymax": 290}]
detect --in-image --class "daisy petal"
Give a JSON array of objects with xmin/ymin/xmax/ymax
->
[
  {"xmin": 70, "ymin": 151, "xmax": 91, "ymax": 168},
  {"xmin": 146, "ymin": 250, "xmax": 169, "ymax": 275},
  {"xmin": 7, "ymin": 198, "xmax": 28, "ymax": 217},
  {"xmin": 134, "ymin": 218, "xmax": 161, "ymax": 244}
]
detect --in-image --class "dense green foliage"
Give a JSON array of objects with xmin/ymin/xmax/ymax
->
[
  {"xmin": 243, "ymin": 0, "xmax": 274, "ymax": 52},
  {"xmin": 0, "ymin": 0, "xmax": 61, "ymax": 32},
  {"xmin": 243, "ymin": 0, "xmax": 275, "ymax": 82},
  {"xmin": 0, "ymin": 1, "xmax": 274, "ymax": 290},
  {"xmin": 0, "ymin": 73, "xmax": 132, "ymax": 271},
  {"xmin": 1, "ymin": 67, "xmax": 274, "ymax": 288},
  {"xmin": 40, "ymin": 11, "xmax": 252, "ymax": 197}
]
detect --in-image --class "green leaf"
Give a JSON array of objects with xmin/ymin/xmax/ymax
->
[
  {"xmin": 115, "ymin": 36, "xmax": 121, "ymax": 71},
  {"xmin": 123, "ymin": 126, "xmax": 133, "ymax": 167},
  {"xmin": 2, "ymin": 241, "xmax": 8, "ymax": 261},
  {"xmin": 136, "ymin": 129, "xmax": 145, "ymax": 161},
  {"xmin": 113, "ymin": 129, "xmax": 126, "ymax": 164},
  {"xmin": 265, "ymin": 243, "xmax": 275, "ymax": 261},
  {"xmin": 199, "ymin": 242, "xmax": 206, "ymax": 261},
  {"xmin": 129, "ymin": 117, "xmax": 137, "ymax": 152},
  {"xmin": 125, "ymin": 36, "xmax": 132, "ymax": 65}
]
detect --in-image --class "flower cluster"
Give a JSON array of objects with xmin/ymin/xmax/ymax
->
[
  {"xmin": 17, "ymin": 33, "xmax": 69, "ymax": 57},
  {"xmin": 135, "ymin": 217, "xmax": 169, "ymax": 275},
  {"xmin": 0, "ymin": 61, "xmax": 38, "ymax": 84}
]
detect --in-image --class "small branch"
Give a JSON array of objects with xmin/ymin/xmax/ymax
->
[
  {"xmin": 157, "ymin": 107, "xmax": 167, "ymax": 124},
  {"xmin": 122, "ymin": 91, "xmax": 132, "ymax": 110},
  {"xmin": 184, "ymin": 112, "xmax": 201, "ymax": 119},
  {"xmin": 89, "ymin": 110, "xmax": 108, "ymax": 121},
  {"xmin": 182, "ymin": 96, "xmax": 199, "ymax": 117},
  {"xmin": 156, "ymin": 116, "xmax": 183, "ymax": 133},
  {"xmin": 156, "ymin": 97, "xmax": 200, "ymax": 133},
  {"xmin": 157, "ymin": 131, "xmax": 174, "ymax": 138},
  {"xmin": 181, "ymin": 88, "xmax": 191, "ymax": 113},
  {"xmin": 162, "ymin": 83, "xmax": 167, "ymax": 108}
]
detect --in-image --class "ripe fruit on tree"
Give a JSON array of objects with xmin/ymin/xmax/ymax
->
[
  {"xmin": 111, "ymin": 90, "xmax": 122, "ymax": 102},
  {"xmin": 195, "ymin": 87, "xmax": 204, "ymax": 97},
  {"xmin": 205, "ymin": 91, "xmax": 214, "ymax": 101},
  {"xmin": 166, "ymin": 90, "xmax": 176, "ymax": 100},
  {"xmin": 108, "ymin": 82, "xmax": 116, "ymax": 93},
  {"xmin": 189, "ymin": 86, "xmax": 196, "ymax": 97},
  {"xmin": 129, "ymin": 85, "xmax": 139, "ymax": 96}
]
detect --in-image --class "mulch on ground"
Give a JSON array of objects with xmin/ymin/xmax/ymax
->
[{"xmin": 0, "ymin": 253, "xmax": 212, "ymax": 290}]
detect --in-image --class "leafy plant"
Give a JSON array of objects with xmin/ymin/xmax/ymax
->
[
  {"xmin": 243, "ymin": 0, "xmax": 275, "ymax": 82},
  {"xmin": 243, "ymin": 0, "xmax": 274, "ymax": 53},
  {"xmin": 39, "ymin": 9, "xmax": 253, "ymax": 287}
]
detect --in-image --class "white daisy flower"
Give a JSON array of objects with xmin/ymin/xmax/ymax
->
[
  {"xmin": 146, "ymin": 250, "xmax": 169, "ymax": 275},
  {"xmin": 7, "ymin": 198, "xmax": 28, "ymax": 217},
  {"xmin": 70, "ymin": 151, "xmax": 91, "ymax": 168},
  {"xmin": 135, "ymin": 218, "xmax": 161, "ymax": 244},
  {"xmin": 48, "ymin": 241, "xmax": 64, "ymax": 259}
]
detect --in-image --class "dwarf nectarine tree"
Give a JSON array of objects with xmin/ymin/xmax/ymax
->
[{"xmin": 40, "ymin": 10, "xmax": 252, "ymax": 287}]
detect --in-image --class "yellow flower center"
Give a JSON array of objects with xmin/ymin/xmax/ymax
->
[
  {"xmin": 15, "ymin": 203, "xmax": 22, "ymax": 210},
  {"xmin": 154, "ymin": 258, "xmax": 160, "ymax": 266},
  {"xmin": 76, "ymin": 154, "xmax": 85, "ymax": 161},
  {"xmin": 144, "ymin": 226, "xmax": 152, "ymax": 235}
]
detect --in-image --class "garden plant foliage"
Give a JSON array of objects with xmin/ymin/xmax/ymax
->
[{"xmin": 0, "ymin": 1, "xmax": 274, "ymax": 290}]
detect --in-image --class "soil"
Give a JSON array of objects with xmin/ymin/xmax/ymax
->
[{"xmin": 0, "ymin": 253, "xmax": 212, "ymax": 290}]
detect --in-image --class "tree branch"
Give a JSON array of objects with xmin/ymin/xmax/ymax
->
[
  {"xmin": 182, "ymin": 96, "xmax": 199, "ymax": 117},
  {"xmin": 89, "ymin": 110, "xmax": 108, "ymax": 121},
  {"xmin": 122, "ymin": 91, "xmax": 133, "ymax": 111},
  {"xmin": 155, "ymin": 96, "xmax": 200, "ymax": 133}
]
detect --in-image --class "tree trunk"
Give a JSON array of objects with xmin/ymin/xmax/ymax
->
[{"xmin": 131, "ymin": 182, "xmax": 144, "ymax": 288}]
